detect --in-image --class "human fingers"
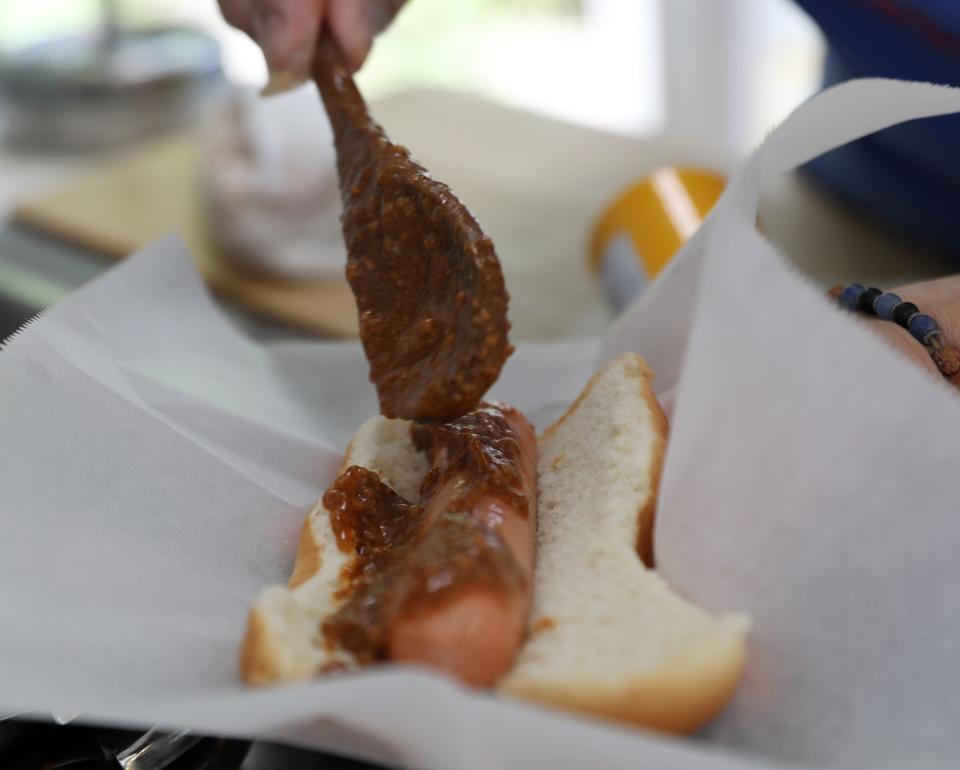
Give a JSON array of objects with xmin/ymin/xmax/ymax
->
[
  {"xmin": 327, "ymin": 0, "xmax": 405, "ymax": 72},
  {"xmin": 250, "ymin": 0, "xmax": 326, "ymax": 94}
]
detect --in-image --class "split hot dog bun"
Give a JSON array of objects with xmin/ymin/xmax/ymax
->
[
  {"xmin": 497, "ymin": 353, "xmax": 748, "ymax": 733},
  {"xmin": 240, "ymin": 353, "xmax": 749, "ymax": 733},
  {"xmin": 240, "ymin": 417, "xmax": 429, "ymax": 683}
]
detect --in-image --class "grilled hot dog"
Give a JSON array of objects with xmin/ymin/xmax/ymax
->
[
  {"xmin": 390, "ymin": 406, "xmax": 537, "ymax": 685},
  {"xmin": 240, "ymin": 354, "xmax": 749, "ymax": 735},
  {"xmin": 318, "ymin": 404, "xmax": 536, "ymax": 686}
]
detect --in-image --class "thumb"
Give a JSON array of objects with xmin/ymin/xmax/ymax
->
[
  {"xmin": 327, "ymin": 0, "xmax": 405, "ymax": 72},
  {"xmin": 251, "ymin": 0, "xmax": 325, "ymax": 94}
]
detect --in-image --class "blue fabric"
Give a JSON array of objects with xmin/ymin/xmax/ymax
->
[{"xmin": 794, "ymin": 0, "xmax": 960, "ymax": 256}]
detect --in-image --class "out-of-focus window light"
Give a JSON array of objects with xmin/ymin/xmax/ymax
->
[
  {"xmin": 0, "ymin": 0, "xmax": 823, "ymax": 153},
  {"xmin": 0, "ymin": 1, "xmax": 96, "ymax": 49},
  {"xmin": 0, "ymin": 1, "xmax": 261, "ymax": 75},
  {"xmin": 663, "ymin": 0, "xmax": 824, "ymax": 158},
  {"xmin": 356, "ymin": 0, "xmax": 664, "ymax": 137}
]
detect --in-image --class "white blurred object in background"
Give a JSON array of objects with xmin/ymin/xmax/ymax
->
[
  {"xmin": 662, "ymin": 0, "xmax": 824, "ymax": 158},
  {"xmin": 444, "ymin": 0, "xmax": 664, "ymax": 136},
  {"xmin": 204, "ymin": 85, "xmax": 343, "ymax": 278}
]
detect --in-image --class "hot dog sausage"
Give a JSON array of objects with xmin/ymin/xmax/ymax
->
[
  {"xmin": 321, "ymin": 404, "xmax": 538, "ymax": 686},
  {"xmin": 389, "ymin": 406, "xmax": 538, "ymax": 685}
]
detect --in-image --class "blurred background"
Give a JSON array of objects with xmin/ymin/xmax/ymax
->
[
  {"xmin": 0, "ymin": 0, "xmax": 824, "ymax": 152},
  {"xmin": 0, "ymin": 0, "xmax": 950, "ymax": 349}
]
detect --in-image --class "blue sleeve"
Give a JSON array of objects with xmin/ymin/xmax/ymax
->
[
  {"xmin": 795, "ymin": 0, "xmax": 960, "ymax": 83},
  {"xmin": 792, "ymin": 0, "xmax": 960, "ymax": 257}
]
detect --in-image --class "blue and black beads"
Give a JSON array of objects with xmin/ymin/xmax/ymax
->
[{"xmin": 835, "ymin": 284, "xmax": 943, "ymax": 347}]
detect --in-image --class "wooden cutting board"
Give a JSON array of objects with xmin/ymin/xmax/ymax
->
[{"xmin": 13, "ymin": 131, "xmax": 358, "ymax": 338}]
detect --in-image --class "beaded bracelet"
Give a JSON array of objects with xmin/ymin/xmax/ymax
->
[{"xmin": 829, "ymin": 283, "xmax": 960, "ymax": 384}]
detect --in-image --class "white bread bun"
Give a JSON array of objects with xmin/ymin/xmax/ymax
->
[
  {"xmin": 497, "ymin": 353, "xmax": 748, "ymax": 733},
  {"xmin": 239, "ymin": 417, "xmax": 428, "ymax": 683},
  {"xmin": 240, "ymin": 353, "xmax": 748, "ymax": 733}
]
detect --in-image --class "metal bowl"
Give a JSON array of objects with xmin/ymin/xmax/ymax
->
[{"xmin": 0, "ymin": 25, "xmax": 225, "ymax": 150}]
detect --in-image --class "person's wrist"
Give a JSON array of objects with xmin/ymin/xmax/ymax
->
[
  {"xmin": 830, "ymin": 278, "xmax": 960, "ymax": 384},
  {"xmin": 861, "ymin": 311, "xmax": 939, "ymax": 376}
]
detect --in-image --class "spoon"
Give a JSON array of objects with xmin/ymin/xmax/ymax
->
[{"xmin": 312, "ymin": 36, "xmax": 512, "ymax": 422}]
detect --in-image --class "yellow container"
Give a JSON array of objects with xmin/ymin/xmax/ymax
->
[{"xmin": 589, "ymin": 167, "xmax": 725, "ymax": 312}]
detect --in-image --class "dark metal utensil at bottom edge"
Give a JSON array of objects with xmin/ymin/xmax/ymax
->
[{"xmin": 0, "ymin": 716, "xmax": 248, "ymax": 770}]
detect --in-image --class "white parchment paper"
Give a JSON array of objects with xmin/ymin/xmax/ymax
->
[{"xmin": 2, "ymin": 79, "xmax": 960, "ymax": 770}]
